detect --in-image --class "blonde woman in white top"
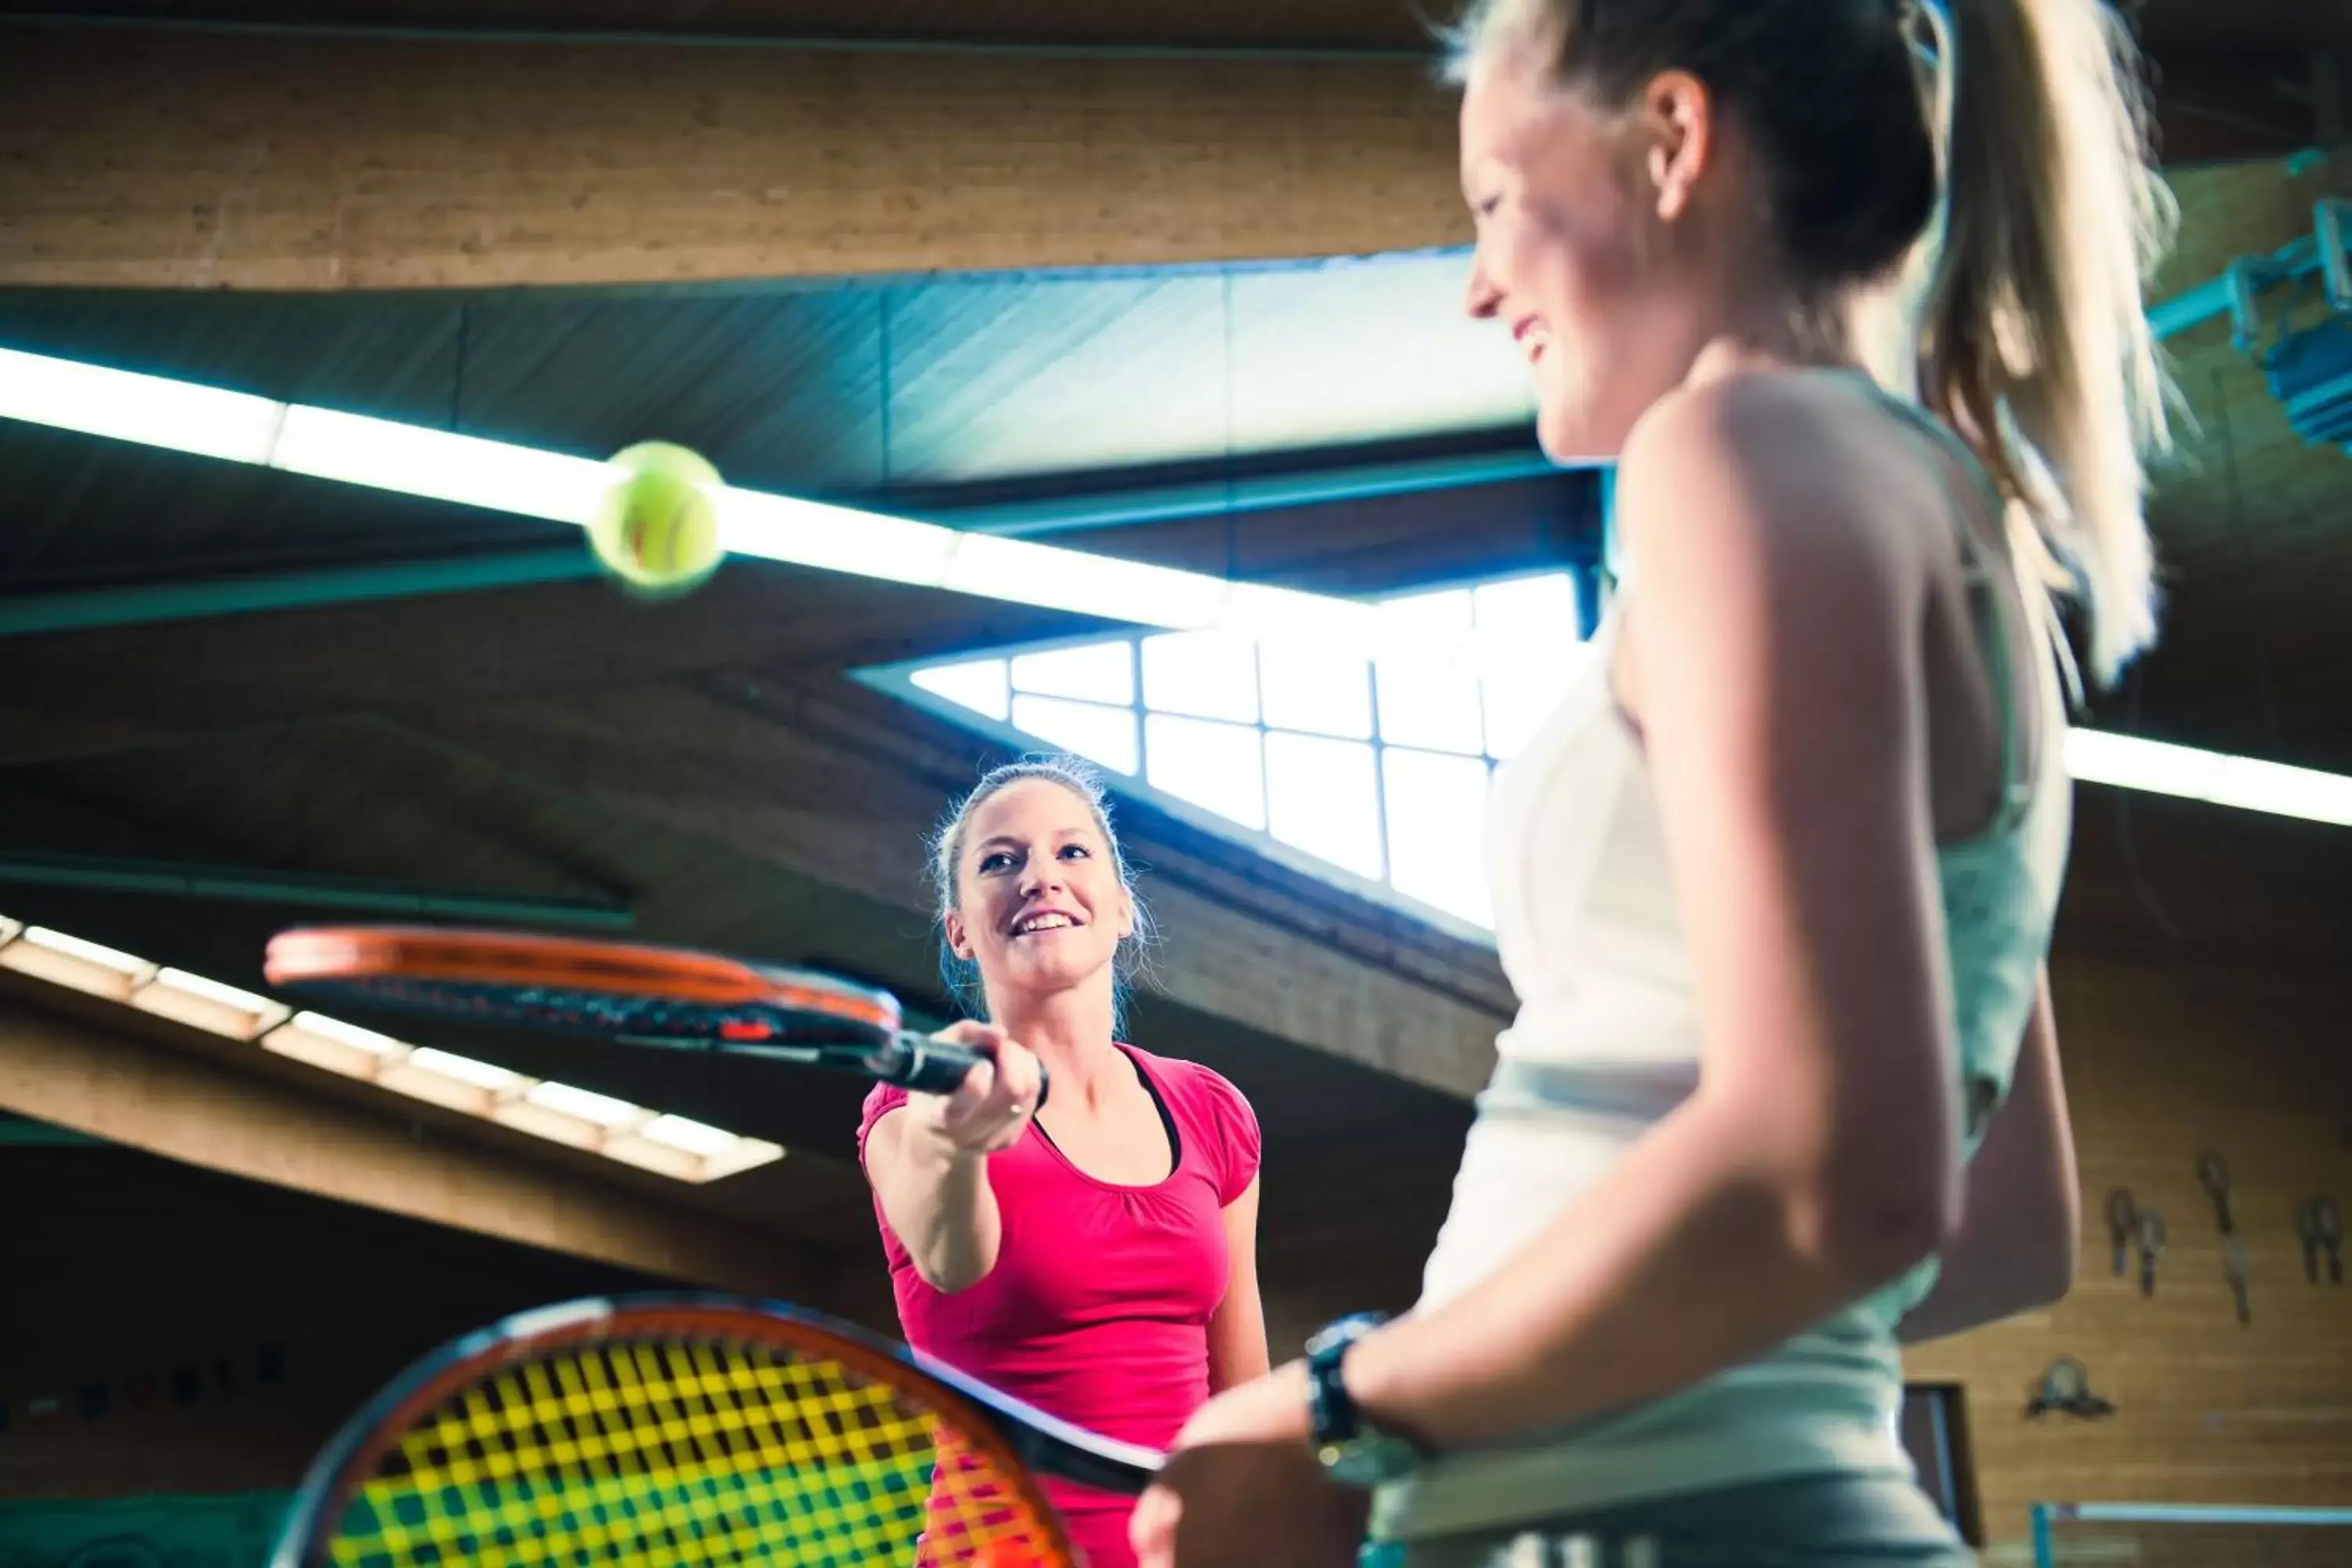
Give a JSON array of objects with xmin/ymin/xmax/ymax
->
[{"xmin": 1132, "ymin": 1, "xmax": 2175, "ymax": 1563}]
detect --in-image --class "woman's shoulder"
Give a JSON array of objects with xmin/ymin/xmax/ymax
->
[
  {"xmin": 1625, "ymin": 370, "xmax": 1947, "ymax": 531},
  {"xmin": 1125, "ymin": 1046, "xmax": 1261, "ymax": 1196},
  {"xmin": 855, "ymin": 1080, "xmax": 911, "ymax": 1166},
  {"xmin": 1126, "ymin": 1045, "xmax": 1250, "ymax": 1115},
  {"xmin": 1617, "ymin": 368, "xmax": 1949, "ymax": 606}
]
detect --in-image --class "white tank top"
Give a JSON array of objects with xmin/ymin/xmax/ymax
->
[{"xmin": 1372, "ymin": 401, "xmax": 2073, "ymax": 1541}]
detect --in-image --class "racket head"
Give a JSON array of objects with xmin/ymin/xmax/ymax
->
[
  {"xmin": 263, "ymin": 925, "xmax": 902, "ymax": 1045},
  {"xmin": 270, "ymin": 1294, "xmax": 1088, "ymax": 1568}
]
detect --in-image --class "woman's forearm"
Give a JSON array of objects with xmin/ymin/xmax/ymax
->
[
  {"xmin": 1896, "ymin": 1222, "xmax": 2064, "ymax": 1344},
  {"xmin": 1900, "ymin": 973, "xmax": 2077, "ymax": 1343},
  {"xmin": 1344, "ymin": 1092, "xmax": 1945, "ymax": 1450}
]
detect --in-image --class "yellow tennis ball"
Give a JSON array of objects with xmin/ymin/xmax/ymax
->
[{"xmin": 588, "ymin": 441, "xmax": 724, "ymax": 597}]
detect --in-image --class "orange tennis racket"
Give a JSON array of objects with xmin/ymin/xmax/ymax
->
[
  {"xmin": 267, "ymin": 1294, "xmax": 1161, "ymax": 1568},
  {"xmin": 263, "ymin": 925, "xmax": 1041, "ymax": 1103}
]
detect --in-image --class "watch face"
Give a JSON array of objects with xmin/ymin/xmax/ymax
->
[
  {"xmin": 1307, "ymin": 1312, "xmax": 1411, "ymax": 1486},
  {"xmin": 1313, "ymin": 1314, "xmax": 1377, "ymax": 1346},
  {"xmin": 1306, "ymin": 1312, "xmax": 1384, "ymax": 1364},
  {"xmin": 1323, "ymin": 1432, "xmax": 1421, "ymax": 1489}
]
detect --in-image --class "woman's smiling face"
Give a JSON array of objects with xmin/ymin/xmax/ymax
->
[{"xmin": 945, "ymin": 777, "xmax": 1134, "ymax": 1010}]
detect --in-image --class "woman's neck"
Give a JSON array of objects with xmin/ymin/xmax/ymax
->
[
  {"xmin": 986, "ymin": 980, "xmax": 1127, "ymax": 1098},
  {"xmin": 1676, "ymin": 243, "xmax": 1874, "ymax": 390},
  {"xmin": 1682, "ymin": 309, "xmax": 1860, "ymax": 390}
]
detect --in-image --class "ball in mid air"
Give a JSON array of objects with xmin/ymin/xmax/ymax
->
[{"xmin": 588, "ymin": 441, "xmax": 724, "ymax": 597}]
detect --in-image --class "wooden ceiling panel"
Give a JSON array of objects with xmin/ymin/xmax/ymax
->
[
  {"xmin": 450, "ymin": 291, "xmax": 887, "ymax": 492},
  {"xmin": 3, "ymin": 720, "xmax": 640, "ymax": 915},
  {"xmin": 883, "ymin": 274, "xmax": 1230, "ymax": 483},
  {"xmin": 0, "ymin": 288, "xmax": 466, "ymax": 416},
  {"xmin": 1227, "ymin": 260, "xmax": 1532, "ymax": 450},
  {"xmin": 0, "ymin": 426, "xmax": 564, "ymax": 586},
  {"xmin": 0, "ymin": 285, "xmax": 890, "ymax": 508},
  {"xmin": 0, "ymin": 563, "xmax": 1110, "ymax": 770}
]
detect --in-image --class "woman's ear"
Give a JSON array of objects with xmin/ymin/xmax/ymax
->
[
  {"xmin": 1639, "ymin": 68, "xmax": 1715, "ymax": 223},
  {"xmin": 943, "ymin": 909, "xmax": 975, "ymax": 961}
]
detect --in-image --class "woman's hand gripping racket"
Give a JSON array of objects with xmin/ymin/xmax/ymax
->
[
  {"xmin": 262, "ymin": 924, "xmax": 1044, "ymax": 1107},
  {"xmin": 269, "ymin": 1294, "xmax": 1161, "ymax": 1568}
]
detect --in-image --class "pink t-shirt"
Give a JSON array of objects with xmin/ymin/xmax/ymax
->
[{"xmin": 857, "ymin": 1044, "xmax": 1261, "ymax": 1568}]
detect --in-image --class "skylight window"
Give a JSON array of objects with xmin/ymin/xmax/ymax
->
[{"xmin": 863, "ymin": 567, "xmax": 1595, "ymax": 935}]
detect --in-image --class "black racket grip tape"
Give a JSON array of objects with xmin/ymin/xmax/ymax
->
[{"xmin": 883, "ymin": 1032, "xmax": 1051, "ymax": 1111}]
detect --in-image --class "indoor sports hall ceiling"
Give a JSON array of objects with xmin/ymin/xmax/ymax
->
[{"xmin": 6, "ymin": 156, "xmax": 2352, "ymax": 774}]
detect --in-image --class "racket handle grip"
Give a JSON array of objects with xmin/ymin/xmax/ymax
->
[{"xmin": 882, "ymin": 1033, "xmax": 1051, "ymax": 1111}]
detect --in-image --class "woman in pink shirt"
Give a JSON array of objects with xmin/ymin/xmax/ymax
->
[{"xmin": 858, "ymin": 757, "xmax": 1269, "ymax": 1567}]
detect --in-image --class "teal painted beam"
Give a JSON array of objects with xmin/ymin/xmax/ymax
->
[
  {"xmin": 0, "ymin": 851, "xmax": 634, "ymax": 931},
  {"xmin": 952, "ymin": 447, "xmax": 1559, "ymax": 537},
  {"xmin": 0, "ymin": 548, "xmax": 600, "ymax": 637},
  {"xmin": 0, "ymin": 1113, "xmax": 104, "ymax": 1147}
]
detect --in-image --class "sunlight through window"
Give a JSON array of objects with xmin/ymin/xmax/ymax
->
[
  {"xmin": 1010, "ymin": 695, "xmax": 1140, "ymax": 775},
  {"xmin": 1381, "ymin": 748, "xmax": 1496, "ymax": 927},
  {"xmin": 1261, "ymin": 640, "xmax": 1374, "ymax": 739},
  {"xmin": 1145, "ymin": 713, "xmax": 1266, "ymax": 830},
  {"xmin": 912, "ymin": 658, "xmax": 1011, "ymax": 721},
  {"xmin": 1374, "ymin": 588, "xmax": 1485, "ymax": 756},
  {"xmin": 1011, "ymin": 643, "xmax": 1134, "ymax": 706},
  {"xmin": 895, "ymin": 568, "xmax": 1590, "ymax": 934},
  {"xmin": 1142, "ymin": 631, "xmax": 1260, "ymax": 724},
  {"xmin": 1266, "ymin": 732, "xmax": 1385, "ymax": 881},
  {"xmin": 1475, "ymin": 573, "xmax": 1590, "ymax": 759}
]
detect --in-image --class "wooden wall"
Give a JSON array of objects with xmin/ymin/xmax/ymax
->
[
  {"xmin": 0, "ymin": 1141, "xmax": 691, "ymax": 1504},
  {"xmin": 1909, "ymin": 947, "xmax": 2352, "ymax": 1562}
]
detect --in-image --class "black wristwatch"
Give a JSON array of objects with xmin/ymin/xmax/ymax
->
[{"xmin": 1303, "ymin": 1312, "xmax": 1422, "ymax": 1487}]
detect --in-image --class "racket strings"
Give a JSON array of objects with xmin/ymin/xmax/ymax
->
[{"xmin": 326, "ymin": 1337, "xmax": 1063, "ymax": 1566}]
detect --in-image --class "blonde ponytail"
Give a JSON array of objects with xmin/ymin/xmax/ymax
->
[{"xmin": 1912, "ymin": 0, "xmax": 2178, "ymax": 686}]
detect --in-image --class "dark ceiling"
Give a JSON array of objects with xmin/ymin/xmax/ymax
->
[{"xmin": 9, "ymin": 0, "xmax": 2351, "ymax": 53}]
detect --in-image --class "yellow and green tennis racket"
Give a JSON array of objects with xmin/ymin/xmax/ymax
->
[{"xmin": 269, "ymin": 1294, "xmax": 1161, "ymax": 1567}]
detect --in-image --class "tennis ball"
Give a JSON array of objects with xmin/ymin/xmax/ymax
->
[{"xmin": 588, "ymin": 441, "xmax": 724, "ymax": 597}]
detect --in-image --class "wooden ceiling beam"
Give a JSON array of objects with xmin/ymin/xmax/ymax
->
[
  {"xmin": 0, "ymin": 975, "xmax": 855, "ymax": 1304},
  {"xmin": 0, "ymin": 21, "xmax": 1462, "ymax": 291},
  {"xmin": 0, "ymin": 20, "xmax": 2321, "ymax": 292}
]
